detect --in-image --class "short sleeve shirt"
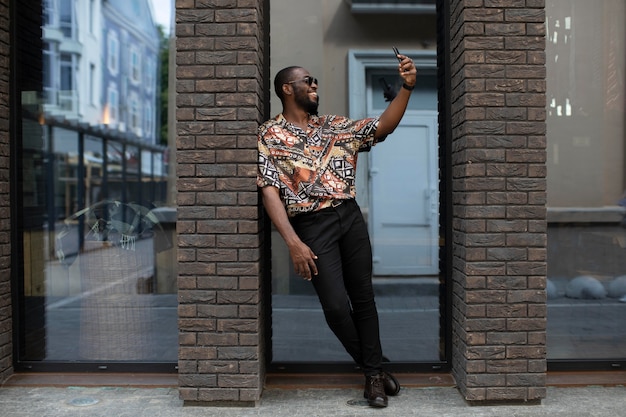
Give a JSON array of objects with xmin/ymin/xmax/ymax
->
[{"xmin": 257, "ymin": 113, "xmax": 384, "ymax": 217}]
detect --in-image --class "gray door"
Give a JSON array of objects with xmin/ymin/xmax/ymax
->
[{"xmin": 366, "ymin": 69, "xmax": 439, "ymax": 276}]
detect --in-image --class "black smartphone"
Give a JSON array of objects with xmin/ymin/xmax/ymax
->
[{"xmin": 392, "ymin": 47, "xmax": 402, "ymax": 62}]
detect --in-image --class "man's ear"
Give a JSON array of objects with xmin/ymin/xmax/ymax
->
[{"xmin": 282, "ymin": 83, "xmax": 292, "ymax": 97}]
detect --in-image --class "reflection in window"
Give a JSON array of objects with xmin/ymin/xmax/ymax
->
[
  {"xmin": 17, "ymin": 0, "xmax": 175, "ymax": 366},
  {"xmin": 42, "ymin": 43, "xmax": 56, "ymax": 106},
  {"xmin": 144, "ymin": 100, "xmax": 153, "ymax": 141},
  {"xmin": 21, "ymin": 120, "xmax": 175, "ymax": 363},
  {"xmin": 90, "ymin": 0, "xmax": 96, "ymax": 34},
  {"xmin": 89, "ymin": 63, "xmax": 95, "ymax": 106},
  {"xmin": 107, "ymin": 83, "xmax": 119, "ymax": 125},
  {"xmin": 59, "ymin": 0, "xmax": 74, "ymax": 38},
  {"xmin": 129, "ymin": 94, "xmax": 142, "ymax": 135},
  {"xmin": 546, "ymin": 0, "xmax": 626, "ymax": 361},
  {"xmin": 130, "ymin": 46, "xmax": 141, "ymax": 84},
  {"xmin": 59, "ymin": 54, "xmax": 75, "ymax": 111},
  {"xmin": 43, "ymin": 0, "xmax": 56, "ymax": 26},
  {"xmin": 108, "ymin": 30, "xmax": 119, "ymax": 75},
  {"xmin": 145, "ymin": 58, "xmax": 154, "ymax": 93}
]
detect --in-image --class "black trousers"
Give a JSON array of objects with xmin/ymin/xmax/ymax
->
[{"xmin": 290, "ymin": 199, "xmax": 383, "ymax": 376}]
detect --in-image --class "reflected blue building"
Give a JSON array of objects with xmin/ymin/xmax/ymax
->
[
  {"xmin": 102, "ymin": 0, "xmax": 160, "ymax": 144},
  {"xmin": 42, "ymin": 0, "xmax": 161, "ymax": 144}
]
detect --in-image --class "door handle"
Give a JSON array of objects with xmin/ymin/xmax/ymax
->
[
  {"xmin": 423, "ymin": 189, "xmax": 430, "ymax": 223},
  {"xmin": 424, "ymin": 188, "xmax": 438, "ymax": 222}
]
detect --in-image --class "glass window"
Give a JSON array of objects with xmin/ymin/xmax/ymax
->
[
  {"xmin": 90, "ymin": 0, "xmax": 96, "ymax": 34},
  {"xmin": 42, "ymin": 42, "xmax": 56, "ymax": 106},
  {"xmin": 59, "ymin": 54, "xmax": 72, "ymax": 91},
  {"xmin": 369, "ymin": 68, "xmax": 437, "ymax": 111},
  {"xmin": 89, "ymin": 63, "xmax": 95, "ymax": 106},
  {"xmin": 546, "ymin": 0, "xmax": 626, "ymax": 361},
  {"xmin": 59, "ymin": 0, "xmax": 73, "ymax": 38},
  {"xmin": 108, "ymin": 30, "xmax": 119, "ymax": 75},
  {"xmin": 16, "ymin": 0, "xmax": 176, "ymax": 369},
  {"xmin": 145, "ymin": 58, "xmax": 155, "ymax": 93},
  {"xmin": 130, "ymin": 46, "xmax": 141, "ymax": 84},
  {"xmin": 43, "ymin": 0, "xmax": 57, "ymax": 27},
  {"xmin": 129, "ymin": 94, "xmax": 142, "ymax": 135},
  {"xmin": 107, "ymin": 83, "xmax": 119, "ymax": 125},
  {"xmin": 84, "ymin": 135, "xmax": 104, "ymax": 208},
  {"xmin": 59, "ymin": 53, "xmax": 75, "ymax": 112},
  {"xmin": 144, "ymin": 100, "xmax": 153, "ymax": 140}
]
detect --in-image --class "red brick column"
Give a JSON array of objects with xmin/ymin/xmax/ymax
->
[
  {"xmin": 0, "ymin": 0, "xmax": 13, "ymax": 384},
  {"xmin": 175, "ymin": 0, "xmax": 268, "ymax": 405},
  {"xmin": 447, "ymin": 0, "xmax": 547, "ymax": 402}
]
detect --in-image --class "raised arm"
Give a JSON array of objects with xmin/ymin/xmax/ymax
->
[{"xmin": 375, "ymin": 54, "xmax": 418, "ymax": 139}]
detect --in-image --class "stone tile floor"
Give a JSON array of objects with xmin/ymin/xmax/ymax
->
[{"xmin": 1, "ymin": 385, "xmax": 626, "ymax": 417}]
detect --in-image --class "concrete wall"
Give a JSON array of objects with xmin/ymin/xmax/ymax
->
[{"xmin": 269, "ymin": 0, "xmax": 437, "ymax": 116}]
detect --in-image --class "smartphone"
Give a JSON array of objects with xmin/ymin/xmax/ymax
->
[{"xmin": 392, "ymin": 46, "xmax": 402, "ymax": 62}]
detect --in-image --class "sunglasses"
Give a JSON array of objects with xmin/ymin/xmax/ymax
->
[{"xmin": 288, "ymin": 76, "xmax": 318, "ymax": 86}]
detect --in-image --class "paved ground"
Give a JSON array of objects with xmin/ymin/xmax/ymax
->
[{"xmin": 1, "ymin": 385, "xmax": 626, "ymax": 417}]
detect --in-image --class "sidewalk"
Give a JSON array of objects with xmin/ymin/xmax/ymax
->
[{"xmin": 1, "ymin": 384, "xmax": 625, "ymax": 417}]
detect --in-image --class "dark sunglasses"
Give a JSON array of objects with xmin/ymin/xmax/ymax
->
[{"xmin": 288, "ymin": 76, "xmax": 318, "ymax": 86}]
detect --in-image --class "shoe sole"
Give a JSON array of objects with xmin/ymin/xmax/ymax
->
[{"xmin": 367, "ymin": 399, "xmax": 388, "ymax": 408}]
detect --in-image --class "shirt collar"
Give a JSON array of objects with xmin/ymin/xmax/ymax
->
[{"xmin": 276, "ymin": 113, "xmax": 320, "ymax": 127}]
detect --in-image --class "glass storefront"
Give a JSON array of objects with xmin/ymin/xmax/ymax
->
[
  {"xmin": 15, "ymin": 0, "xmax": 177, "ymax": 368},
  {"xmin": 11, "ymin": 0, "xmax": 626, "ymax": 373},
  {"xmin": 546, "ymin": 0, "xmax": 626, "ymax": 362}
]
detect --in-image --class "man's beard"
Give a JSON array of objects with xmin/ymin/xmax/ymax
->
[{"xmin": 295, "ymin": 91, "xmax": 319, "ymax": 116}]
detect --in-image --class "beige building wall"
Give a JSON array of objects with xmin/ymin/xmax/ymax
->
[
  {"xmin": 267, "ymin": 1, "xmax": 439, "ymax": 289},
  {"xmin": 269, "ymin": 0, "xmax": 437, "ymax": 116}
]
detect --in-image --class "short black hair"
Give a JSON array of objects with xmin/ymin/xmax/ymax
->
[{"xmin": 274, "ymin": 66, "xmax": 302, "ymax": 102}]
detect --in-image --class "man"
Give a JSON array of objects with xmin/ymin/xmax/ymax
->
[{"xmin": 257, "ymin": 53, "xmax": 417, "ymax": 408}]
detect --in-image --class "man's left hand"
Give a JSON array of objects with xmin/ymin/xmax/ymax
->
[{"xmin": 397, "ymin": 54, "xmax": 417, "ymax": 88}]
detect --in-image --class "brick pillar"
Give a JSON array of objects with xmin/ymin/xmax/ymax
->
[
  {"xmin": 176, "ymin": 0, "xmax": 268, "ymax": 405},
  {"xmin": 447, "ymin": 0, "xmax": 547, "ymax": 402},
  {"xmin": 0, "ymin": 0, "xmax": 12, "ymax": 384}
]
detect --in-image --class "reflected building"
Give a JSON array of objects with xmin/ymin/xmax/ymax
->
[
  {"xmin": 42, "ymin": 0, "xmax": 160, "ymax": 144},
  {"xmin": 15, "ymin": 0, "xmax": 174, "ymax": 367},
  {"xmin": 102, "ymin": 0, "xmax": 160, "ymax": 142}
]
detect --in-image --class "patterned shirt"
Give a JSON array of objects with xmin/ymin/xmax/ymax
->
[{"xmin": 257, "ymin": 113, "xmax": 384, "ymax": 217}]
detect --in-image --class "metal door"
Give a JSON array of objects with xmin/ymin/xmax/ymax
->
[
  {"xmin": 366, "ymin": 69, "xmax": 439, "ymax": 276},
  {"xmin": 369, "ymin": 113, "xmax": 438, "ymax": 275}
]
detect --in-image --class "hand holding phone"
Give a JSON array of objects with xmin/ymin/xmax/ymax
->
[
  {"xmin": 393, "ymin": 47, "xmax": 417, "ymax": 91},
  {"xmin": 392, "ymin": 47, "xmax": 402, "ymax": 62}
]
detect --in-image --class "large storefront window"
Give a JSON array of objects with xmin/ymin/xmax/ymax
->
[
  {"xmin": 546, "ymin": 0, "xmax": 626, "ymax": 362},
  {"xmin": 16, "ymin": 0, "xmax": 176, "ymax": 369}
]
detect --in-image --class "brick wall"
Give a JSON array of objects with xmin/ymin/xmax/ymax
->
[
  {"xmin": 447, "ymin": 0, "xmax": 547, "ymax": 402},
  {"xmin": 0, "ymin": 0, "xmax": 12, "ymax": 383},
  {"xmin": 175, "ymin": 0, "xmax": 268, "ymax": 405}
]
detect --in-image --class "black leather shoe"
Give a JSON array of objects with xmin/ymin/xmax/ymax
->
[
  {"xmin": 364, "ymin": 374, "xmax": 388, "ymax": 408},
  {"xmin": 382, "ymin": 371, "xmax": 401, "ymax": 396}
]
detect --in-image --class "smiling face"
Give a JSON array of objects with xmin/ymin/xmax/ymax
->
[{"xmin": 288, "ymin": 69, "xmax": 319, "ymax": 116}]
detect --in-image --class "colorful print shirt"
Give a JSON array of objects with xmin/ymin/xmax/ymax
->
[{"xmin": 257, "ymin": 113, "xmax": 384, "ymax": 217}]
